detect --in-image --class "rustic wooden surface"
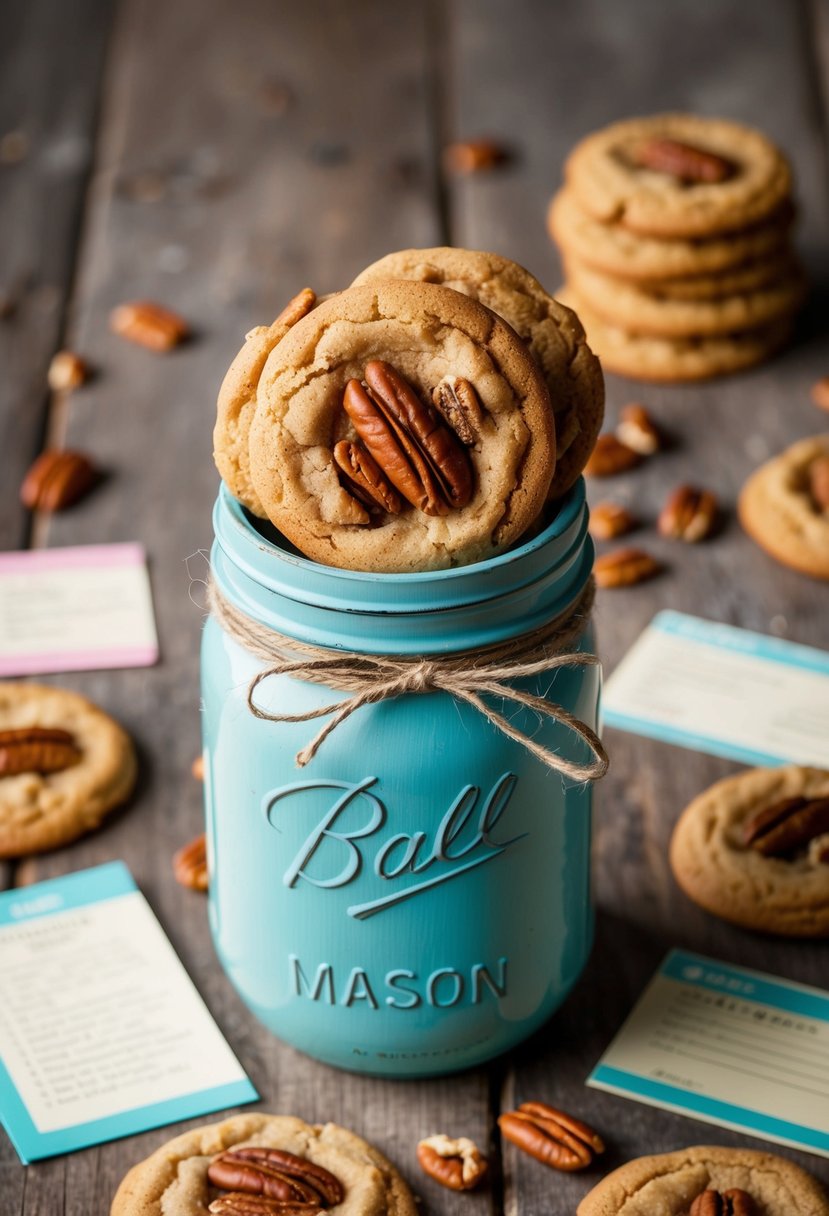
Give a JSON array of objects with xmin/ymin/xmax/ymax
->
[{"xmin": 1, "ymin": 1, "xmax": 828, "ymax": 1212}]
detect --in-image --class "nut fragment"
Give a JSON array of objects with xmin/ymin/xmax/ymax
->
[
  {"xmin": 0, "ymin": 727, "xmax": 81, "ymax": 777},
  {"xmin": 333, "ymin": 440, "xmax": 403, "ymax": 515},
  {"xmin": 583, "ymin": 434, "xmax": 641, "ymax": 478},
  {"xmin": 209, "ymin": 1197, "xmax": 322, "ymax": 1216},
  {"xmin": 616, "ymin": 404, "xmax": 660, "ymax": 455},
  {"xmin": 443, "ymin": 138, "xmax": 508, "ymax": 174},
  {"xmin": 498, "ymin": 1102, "xmax": 604, "ymax": 1172},
  {"xmin": 589, "ymin": 501, "xmax": 636, "ymax": 541},
  {"xmin": 658, "ymin": 485, "xmax": 719, "ymax": 542},
  {"xmin": 631, "ymin": 137, "xmax": 735, "ymax": 183},
  {"xmin": 594, "ymin": 547, "xmax": 662, "ymax": 588},
  {"xmin": 173, "ymin": 834, "xmax": 208, "ymax": 892},
  {"xmin": 20, "ymin": 450, "xmax": 98, "ymax": 511},
  {"xmin": 48, "ymin": 351, "xmax": 89, "ymax": 392},
  {"xmin": 432, "ymin": 377, "xmax": 485, "ymax": 445},
  {"xmin": 689, "ymin": 1188, "xmax": 757, "ymax": 1216},
  {"xmin": 208, "ymin": 1148, "xmax": 343, "ymax": 1209},
  {"xmin": 742, "ymin": 796, "xmax": 829, "ymax": 856},
  {"xmin": 416, "ymin": 1134, "xmax": 488, "ymax": 1191},
  {"xmin": 110, "ymin": 300, "xmax": 189, "ymax": 350},
  {"xmin": 810, "ymin": 377, "xmax": 829, "ymax": 413},
  {"xmin": 274, "ymin": 287, "xmax": 316, "ymax": 329},
  {"xmin": 809, "ymin": 455, "xmax": 829, "ymax": 512}
]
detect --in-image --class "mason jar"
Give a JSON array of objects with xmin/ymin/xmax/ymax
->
[{"xmin": 201, "ymin": 479, "xmax": 602, "ymax": 1077}]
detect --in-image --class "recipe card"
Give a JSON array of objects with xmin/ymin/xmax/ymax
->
[
  {"xmin": 589, "ymin": 949, "xmax": 829, "ymax": 1158},
  {"xmin": 602, "ymin": 611, "xmax": 829, "ymax": 767},
  {"xmin": 0, "ymin": 543, "xmax": 159, "ymax": 676},
  {"xmin": 0, "ymin": 863, "xmax": 257, "ymax": 1163}
]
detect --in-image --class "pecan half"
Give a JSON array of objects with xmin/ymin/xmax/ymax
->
[
  {"xmin": 443, "ymin": 138, "xmax": 508, "ymax": 174},
  {"xmin": 689, "ymin": 1188, "xmax": 756, "ymax": 1216},
  {"xmin": 275, "ymin": 288, "xmax": 316, "ymax": 329},
  {"xmin": 631, "ymin": 137, "xmax": 735, "ymax": 183},
  {"xmin": 417, "ymin": 1134, "xmax": 488, "ymax": 1191},
  {"xmin": 583, "ymin": 434, "xmax": 641, "ymax": 478},
  {"xmin": 809, "ymin": 455, "xmax": 829, "ymax": 512},
  {"xmin": 742, "ymin": 795, "xmax": 829, "ymax": 856},
  {"xmin": 0, "ymin": 728, "xmax": 81, "ymax": 777},
  {"xmin": 589, "ymin": 501, "xmax": 637, "ymax": 541},
  {"xmin": 208, "ymin": 1148, "xmax": 343, "ymax": 1209},
  {"xmin": 594, "ymin": 547, "xmax": 661, "ymax": 588},
  {"xmin": 616, "ymin": 404, "xmax": 661, "ymax": 455},
  {"xmin": 432, "ymin": 377, "xmax": 485, "ymax": 445},
  {"xmin": 110, "ymin": 300, "xmax": 189, "ymax": 350},
  {"xmin": 333, "ymin": 440, "xmax": 402, "ymax": 515},
  {"xmin": 209, "ymin": 1197, "xmax": 322, "ymax": 1216},
  {"xmin": 48, "ymin": 351, "xmax": 89, "ymax": 392},
  {"xmin": 498, "ymin": 1102, "xmax": 604, "ymax": 1172},
  {"xmin": 173, "ymin": 834, "xmax": 208, "ymax": 892},
  {"xmin": 20, "ymin": 450, "xmax": 98, "ymax": 511},
  {"xmin": 658, "ymin": 485, "xmax": 718, "ymax": 542}
]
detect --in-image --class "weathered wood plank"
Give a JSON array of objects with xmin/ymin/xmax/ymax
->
[{"xmin": 447, "ymin": 0, "xmax": 829, "ymax": 1211}]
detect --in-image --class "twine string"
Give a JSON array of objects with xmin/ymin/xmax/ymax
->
[{"xmin": 208, "ymin": 578, "xmax": 608, "ymax": 781}]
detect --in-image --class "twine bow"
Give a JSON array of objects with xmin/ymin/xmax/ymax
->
[{"xmin": 207, "ymin": 579, "xmax": 608, "ymax": 782}]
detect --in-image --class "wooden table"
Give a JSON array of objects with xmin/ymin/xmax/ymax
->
[{"xmin": 2, "ymin": 1, "xmax": 828, "ymax": 1211}]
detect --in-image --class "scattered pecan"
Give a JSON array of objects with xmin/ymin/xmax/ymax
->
[
  {"xmin": 47, "ymin": 351, "xmax": 89, "ymax": 392},
  {"xmin": 110, "ymin": 301, "xmax": 189, "ymax": 350},
  {"xmin": 631, "ymin": 137, "xmax": 735, "ymax": 183},
  {"xmin": 616, "ymin": 404, "xmax": 660, "ymax": 455},
  {"xmin": 589, "ymin": 501, "xmax": 637, "ymax": 541},
  {"xmin": 810, "ymin": 377, "xmax": 829, "ymax": 413},
  {"xmin": 209, "ymin": 1197, "xmax": 322, "ymax": 1216},
  {"xmin": 443, "ymin": 138, "xmax": 508, "ymax": 174},
  {"xmin": 583, "ymin": 434, "xmax": 641, "ymax": 478},
  {"xmin": 432, "ymin": 377, "xmax": 485, "ymax": 445},
  {"xmin": 0, "ymin": 728, "xmax": 81, "ymax": 777},
  {"xmin": 499, "ymin": 1102, "xmax": 604, "ymax": 1172},
  {"xmin": 594, "ymin": 547, "xmax": 662, "ymax": 589},
  {"xmin": 343, "ymin": 361, "xmax": 473, "ymax": 515},
  {"xmin": 192, "ymin": 755, "xmax": 205, "ymax": 780},
  {"xmin": 333, "ymin": 440, "xmax": 403, "ymax": 516},
  {"xmin": 809, "ymin": 455, "xmax": 829, "ymax": 512},
  {"xmin": 20, "ymin": 450, "xmax": 98, "ymax": 511},
  {"xmin": 658, "ymin": 485, "xmax": 718, "ymax": 542},
  {"xmin": 173, "ymin": 834, "xmax": 208, "ymax": 892},
  {"xmin": 208, "ymin": 1148, "xmax": 343, "ymax": 1209},
  {"xmin": 416, "ymin": 1134, "xmax": 488, "ymax": 1191},
  {"xmin": 689, "ymin": 1188, "xmax": 757, "ymax": 1216},
  {"xmin": 742, "ymin": 795, "xmax": 829, "ymax": 856},
  {"xmin": 275, "ymin": 288, "xmax": 316, "ymax": 329}
]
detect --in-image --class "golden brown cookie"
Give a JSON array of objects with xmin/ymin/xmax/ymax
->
[
  {"xmin": 738, "ymin": 435, "xmax": 829, "ymax": 580},
  {"xmin": 214, "ymin": 289, "xmax": 318, "ymax": 517},
  {"xmin": 547, "ymin": 188, "xmax": 794, "ymax": 282},
  {"xmin": 669, "ymin": 765, "xmax": 829, "ymax": 937},
  {"xmin": 350, "ymin": 246, "xmax": 603, "ymax": 497},
  {"xmin": 248, "ymin": 281, "xmax": 556, "ymax": 572},
  {"xmin": 635, "ymin": 253, "xmax": 799, "ymax": 301},
  {"xmin": 0, "ymin": 683, "xmax": 137, "ymax": 857},
  {"xmin": 111, "ymin": 1113, "xmax": 418, "ymax": 1216},
  {"xmin": 565, "ymin": 114, "xmax": 792, "ymax": 238},
  {"xmin": 578, "ymin": 1145, "xmax": 828, "ymax": 1216}
]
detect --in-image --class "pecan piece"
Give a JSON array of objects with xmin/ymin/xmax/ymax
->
[
  {"xmin": 417, "ymin": 1134, "xmax": 488, "ymax": 1191},
  {"xmin": 0, "ymin": 728, "xmax": 81, "ymax": 777},
  {"xmin": 275, "ymin": 287, "xmax": 316, "ymax": 329},
  {"xmin": 209, "ymin": 1197, "xmax": 322, "ymax": 1216},
  {"xmin": 809, "ymin": 455, "xmax": 829, "ymax": 512},
  {"xmin": 742, "ymin": 795, "xmax": 829, "ymax": 856},
  {"xmin": 48, "ymin": 350, "xmax": 89, "ymax": 392},
  {"xmin": 583, "ymin": 434, "xmax": 641, "ymax": 478},
  {"xmin": 333, "ymin": 440, "xmax": 402, "ymax": 515},
  {"xmin": 110, "ymin": 300, "xmax": 189, "ymax": 350},
  {"xmin": 689, "ymin": 1188, "xmax": 757, "ymax": 1216},
  {"xmin": 499, "ymin": 1102, "xmax": 603, "ymax": 1171},
  {"xmin": 443, "ymin": 138, "xmax": 508, "ymax": 174},
  {"xmin": 432, "ymin": 377, "xmax": 485, "ymax": 445},
  {"xmin": 589, "ymin": 501, "xmax": 637, "ymax": 541},
  {"xmin": 594, "ymin": 547, "xmax": 662, "ymax": 588},
  {"xmin": 173, "ymin": 834, "xmax": 208, "ymax": 891},
  {"xmin": 20, "ymin": 450, "xmax": 98, "ymax": 511},
  {"xmin": 658, "ymin": 485, "xmax": 718, "ymax": 542},
  {"xmin": 616, "ymin": 403, "xmax": 661, "ymax": 455},
  {"xmin": 631, "ymin": 137, "xmax": 735, "ymax": 183},
  {"xmin": 208, "ymin": 1148, "xmax": 343, "ymax": 1208}
]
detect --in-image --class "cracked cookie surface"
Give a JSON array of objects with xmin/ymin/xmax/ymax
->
[
  {"xmin": 578, "ymin": 1145, "xmax": 828, "ymax": 1216},
  {"xmin": 669, "ymin": 765, "xmax": 829, "ymax": 937},
  {"xmin": 248, "ymin": 281, "xmax": 555, "ymax": 572},
  {"xmin": 111, "ymin": 1113, "xmax": 418, "ymax": 1216},
  {"xmin": 738, "ymin": 435, "xmax": 829, "ymax": 580},
  {"xmin": 351, "ymin": 246, "xmax": 603, "ymax": 498}
]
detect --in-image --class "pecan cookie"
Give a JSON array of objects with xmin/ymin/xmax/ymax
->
[
  {"xmin": 350, "ymin": 246, "xmax": 603, "ymax": 498},
  {"xmin": 738, "ymin": 435, "xmax": 829, "ymax": 580},
  {"xmin": 547, "ymin": 188, "xmax": 793, "ymax": 282},
  {"xmin": 111, "ymin": 1113, "xmax": 418, "ymax": 1216},
  {"xmin": 578, "ymin": 1145, "xmax": 827, "ymax": 1216},
  {"xmin": 670, "ymin": 765, "xmax": 829, "ymax": 937},
  {"xmin": 0, "ymin": 683, "xmax": 137, "ymax": 857},
  {"xmin": 565, "ymin": 114, "xmax": 792, "ymax": 238},
  {"xmin": 248, "ymin": 281, "xmax": 556, "ymax": 572}
]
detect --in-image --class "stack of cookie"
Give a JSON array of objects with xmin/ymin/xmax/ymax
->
[{"xmin": 549, "ymin": 114, "xmax": 805, "ymax": 381}]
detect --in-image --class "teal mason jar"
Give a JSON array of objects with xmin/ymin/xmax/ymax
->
[{"xmin": 201, "ymin": 479, "xmax": 603, "ymax": 1077}]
